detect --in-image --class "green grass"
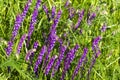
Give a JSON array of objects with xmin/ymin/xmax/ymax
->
[{"xmin": 0, "ymin": 0, "xmax": 120, "ymax": 80}]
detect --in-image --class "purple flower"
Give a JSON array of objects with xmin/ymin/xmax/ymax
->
[
  {"xmin": 43, "ymin": 4, "xmax": 49, "ymax": 17},
  {"xmin": 72, "ymin": 48, "xmax": 88, "ymax": 80},
  {"xmin": 92, "ymin": 36, "xmax": 101, "ymax": 51},
  {"xmin": 44, "ymin": 55, "xmax": 57, "ymax": 75},
  {"xmin": 65, "ymin": 0, "xmax": 70, "ymax": 7},
  {"xmin": 87, "ymin": 36, "xmax": 102, "ymax": 80},
  {"xmin": 52, "ymin": 45, "xmax": 67, "ymax": 77},
  {"xmin": 36, "ymin": 0, "xmax": 41, "ymax": 9},
  {"xmin": 51, "ymin": 6, "xmax": 56, "ymax": 19},
  {"xmin": 27, "ymin": 0, "xmax": 41, "ymax": 47},
  {"xmin": 101, "ymin": 23, "xmax": 107, "ymax": 32},
  {"xmin": 74, "ymin": 10, "xmax": 84, "ymax": 29},
  {"xmin": 21, "ymin": 0, "xmax": 32, "ymax": 22},
  {"xmin": 25, "ymin": 49, "xmax": 36, "ymax": 62},
  {"xmin": 61, "ymin": 44, "xmax": 80, "ymax": 80},
  {"xmin": 68, "ymin": 7, "xmax": 75, "ymax": 19},
  {"xmin": 16, "ymin": 34, "xmax": 27, "ymax": 54},
  {"xmin": 34, "ymin": 45, "xmax": 47, "ymax": 73},
  {"xmin": 51, "ymin": 10, "xmax": 62, "ymax": 30},
  {"xmin": 87, "ymin": 13, "xmax": 96, "ymax": 25},
  {"xmin": 5, "ymin": 41, "xmax": 13, "ymax": 56},
  {"xmin": 11, "ymin": 14, "xmax": 22, "ymax": 41}
]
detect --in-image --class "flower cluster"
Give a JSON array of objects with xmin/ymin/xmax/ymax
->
[
  {"xmin": 72, "ymin": 48, "xmax": 88, "ymax": 80},
  {"xmin": 27, "ymin": 0, "xmax": 41, "ymax": 47},
  {"xmin": 74, "ymin": 10, "xmax": 84, "ymax": 29},
  {"xmin": 52, "ymin": 45, "xmax": 67, "ymax": 77},
  {"xmin": 34, "ymin": 45, "xmax": 47, "ymax": 73},
  {"xmin": 61, "ymin": 44, "xmax": 80, "ymax": 80},
  {"xmin": 17, "ymin": 34, "xmax": 27, "ymax": 54},
  {"xmin": 44, "ymin": 55, "xmax": 57, "ymax": 75}
]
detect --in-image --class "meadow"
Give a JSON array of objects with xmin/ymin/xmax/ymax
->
[{"xmin": 0, "ymin": 0, "xmax": 120, "ymax": 80}]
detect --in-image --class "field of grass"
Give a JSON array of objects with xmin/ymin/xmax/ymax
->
[{"xmin": 0, "ymin": 0, "xmax": 120, "ymax": 80}]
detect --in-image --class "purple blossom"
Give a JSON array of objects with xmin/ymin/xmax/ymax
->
[
  {"xmin": 51, "ymin": 10, "xmax": 62, "ymax": 30},
  {"xmin": 72, "ymin": 48, "xmax": 88, "ymax": 80},
  {"xmin": 5, "ymin": 41, "xmax": 13, "ymax": 56},
  {"xmin": 43, "ymin": 31, "xmax": 58, "ymax": 69},
  {"xmin": 21, "ymin": 0, "xmax": 32, "ymax": 22},
  {"xmin": 92, "ymin": 36, "xmax": 101, "ymax": 51},
  {"xmin": 51, "ymin": 6, "xmax": 56, "ymax": 19},
  {"xmin": 16, "ymin": 34, "xmax": 27, "ymax": 54},
  {"xmin": 101, "ymin": 23, "xmax": 107, "ymax": 32},
  {"xmin": 74, "ymin": 10, "xmax": 84, "ymax": 29},
  {"xmin": 11, "ymin": 14, "xmax": 22, "ymax": 41},
  {"xmin": 65, "ymin": 0, "xmax": 70, "ymax": 7},
  {"xmin": 35, "ymin": 0, "xmax": 41, "ymax": 9},
  {"xmin": 87, "ymin": 36, "xmax": 102, "ymax": 80},
  {"xmin": 34, "ymin": 45, "xmax": 47, "ymax": 73},
  {"xmin": 68, "ymin": 7, "xmax": 75, "ymax": 19},
  {"xmin": 43, "ymin": 4, "xmax": 49, "ymax": 17},
  {"xmin": 25, "ymin": 49, "xmax": 36, "ymax": 62},
  {"xmin": 52, "ymin": 45, "xmax": 67, "ymax": 77},
  {"xmin": 61, "ymin": 44, "xmax": 80, "ymax": 80},
  {"xmin": 87, "ymin": 13, "xmax": 96, "ymax": 25},
  {"xmin": 44, "ymin": 55, "xmax": 57, "ymax": 75},
  {"xmin": 27, "ymin": 0, "xmax": 41, "ymax": 47}
]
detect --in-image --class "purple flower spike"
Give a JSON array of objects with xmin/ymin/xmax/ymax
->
[
  {"xmin": 16, "ymin": 34, "xmax": 27, "ymax": 54},
  {"xmin": 65, "ymin": 0, "xmax": 70, "ymax": 7},
  {"xmin": 5, "ymin": 41, "xmax": 13, "ymax": 56},
  {"xmin": 87, "ymin": 36, "xmax": 102, "ymax": 80},
  {"xmin": 51, "ymin": 6, "xmax": 56, "ymax": 19},
  {"xmin": 72, "ymin": 48, "xmax": 88, "ymax": 80},
  {"xmin": 43, "ymin": 4, "xmax": 49, "ymax": 17},
  {"xmin": 44, "ymin": 55, "xmax": 57, "ymax": 75},
  {"xmin": 87, "ymin": 13, "xmax": 96, "ymax": 25},
  {"xmin": 51, "ymin": 10, "xmax": 62, "ymax": 30},
  {"xmin": 61, "ymin": 44, "xmax": 80, "ymax": 80},
  {"xmin": 21, "ymin": 0, "xmax": 32, "ymax": 22},
  {"xmin": 101, "ymin": 23, "xmax": 107, "ymax": 32},
  {"xmin": 36, "ymin": 0, "xmax": 41, "ymax": 9},
  {"xmin": 11, "ymin": 14, "xmax": 22, "ymax": 41},
  {"xmin": 68, "ymin": 7, "xmax": 75, "ymax": 19},
  {"xmin": 92, "ymin": 36, "xmax": 101, "ymax": 51},
  {"xmin": 52, "ymin": 45, "xmax": 67, "ymax": 77},
  {"xmin": 25, "ymin": 49, "xmax": 36, "ymax": 62},
  {"xmin": 27, "ymin": 0, "xmax": 41, "ymax": 47},
  {"xmin": 34, "ymin": 45, "xmax": 47, "ymax": 73},
  {"xmin": 74, "ymin": 10, "xmax": 84, "ymax": 29}
]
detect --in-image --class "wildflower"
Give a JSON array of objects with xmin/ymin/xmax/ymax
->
[
  {"xmin": 72, "ymin": 48, "xmax": 88, "ymax": 80},
  {"xmin": 27, "ymin": 0, "xmax": 41, "ymax": 47},
  {"xmin": 92, "ymin": 36, "xmax": 101, "ymax": 51},
  {"xmin": 101, "ymin": 23, "xmax": 107, "ymax": 32},
  {"xmin": 87, "ymin": 13, "xmax": 96, "ymax": 25},
  {"xmin": 11, "ymin": 14, "xmax": 22, "ymax": 41},
  {"xmin": 52, "ymin": 45, "xmax": 67, "ymax": 77},
  {"xmin": 5, "ymin": 41, "xmax": 13, "ymax": 56},
  {"xmin": 51, "ymin": 6, "xmax": 56, "ymax": 19},
  {"xmin": 74, "ymin": 10, "xmax": 84, "ymax": 29},
  {"xmin": 87, "ymin": 36, "xmax": 102, "ymax": 80},
  {"xmin": 43, "ymin": 4, "xmax": 49, "ymax": 19},
  {"xmin": 61, "ymin": 44, "xmax": 80, "ymax": 80},
  {"xmin": 51, "ymin": 10, "xmax": 62, "ymax": 30},
  {"xmin": 44, "ymin": 55, "xmax": 57, "ymax": 75},
  {"xmin": 65, "ymin": 0, "xmax": 70, "ymax": 7},
  {"xmin": 16, "ymin": 34, "xmax": 27, "ymax": 55},
  {"xmin": 25, "ymin": 49, "xmax": 36, "ymax": 62},
  {"xmin": 34, "ymin": 45, "xmax": 47, "ymax": 73},
  {"xmin": 68, "ymin": 7, "xmax": 75, "ymax": 19},
  {"xmin": 21, "ymin": 0, "xmax": 32, "ymax": 22}
]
